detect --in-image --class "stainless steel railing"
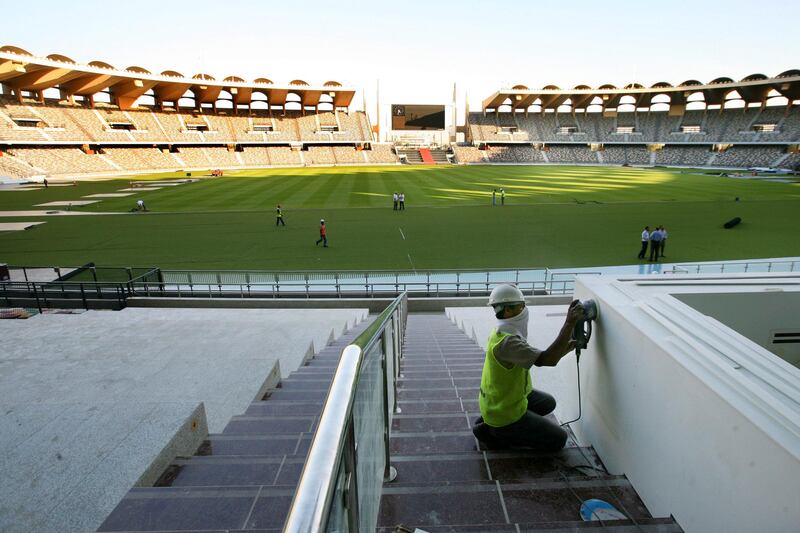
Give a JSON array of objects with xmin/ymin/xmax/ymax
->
[{"xmin": 283, "ymin": 292, "xmax": 407, "ymax": 533}]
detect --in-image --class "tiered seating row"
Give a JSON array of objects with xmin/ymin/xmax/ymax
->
[
  {"xmin": 470, "ymin": 106, "xmax": 800, "ymax": 144},
  {"xmin": 0, "ymin": 97, "xmax": 373, "ymax": 144}
]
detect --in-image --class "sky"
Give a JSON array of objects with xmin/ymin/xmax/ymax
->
[{"xmin": 3, "ymin": 0, "xmax": 799, "ymax": 122}]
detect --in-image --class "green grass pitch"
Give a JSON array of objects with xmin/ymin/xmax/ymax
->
[{"xmin": 1, "ymin": 165, "xmax": 799, "ymax": 271}]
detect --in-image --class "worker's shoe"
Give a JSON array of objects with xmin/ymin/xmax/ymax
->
[{"xmin": 472, "ymin": 417, "xmax": 508, "ymax": 451}]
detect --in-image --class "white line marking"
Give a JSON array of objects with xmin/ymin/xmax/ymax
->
[
  {"xmin": 406, "ymin": 253, "xmax": 417, "ymax": 274},
  {"xmin": 398, "ymin": 227, "xmax": 406, "ymax": 240}
]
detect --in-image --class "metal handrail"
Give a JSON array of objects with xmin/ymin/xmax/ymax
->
[{"xmin": 283, "ymin": 292, "xmax": 407, "ymax": 533}]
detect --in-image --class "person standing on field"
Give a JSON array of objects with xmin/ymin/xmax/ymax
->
[
  {"xmin": 393, "ymin": 192, "xmax": 398, "ymax": 211},
  {"xmin": 500, "ymin": 188, "xmax": 505, "ymax": 206},
  {"xmin": 315, "ymin": 219, "xmax": 328, "ymax": 247},
  {"xmin": 638, "ymin": 226, "xmax": 650, "ymax": 259},
  {"xmin": 659, "ymin": 226, "xmax": 668, "ymax": 258},
  {"xmin": 649, "ymin": 226, "xmax": 663, "ymax": 261},
  {"xmin": 399, "ymin": 192, "xmax": 405, "ymax": 210},
  {"xmin": 492, "ymin": 189, "xmax": 497, "ymax": 206},
  {"xmin": 276, "ymin": 204, "xmax": 285, "ymax": 226}
]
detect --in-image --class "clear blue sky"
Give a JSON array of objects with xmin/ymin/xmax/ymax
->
[{"xmin": 3, "ymin": 0, "xmax": 799, "ymax": 114}]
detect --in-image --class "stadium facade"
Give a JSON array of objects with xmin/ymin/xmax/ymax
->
[{"xmin": 1, "ymin": 45, "xmax": 799, "ymax": 179}]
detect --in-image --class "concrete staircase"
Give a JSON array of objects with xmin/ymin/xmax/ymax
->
[
  {"xmin": 98, "ymin": 312, "xmax": 682, "ymax": 531},
  {"xmin": 377, "ymin": 313, "xmax": 683, "ymax": 532},
  {"xmin": 397, "ymin": 148, "xmax": 450, "ymax": 164},
  {"xmin": 97, "ymin": 320, "xmax": 372, "ymax": 532}
]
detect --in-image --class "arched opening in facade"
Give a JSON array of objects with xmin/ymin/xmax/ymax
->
[
  {"xmin": 178, "ymin": 89, "xmax": 196, "ymax": 109},
  {"xmin": 586, "ymin": 96, "xmax": 603, "ymax": 113},
  {"xmin": 686, "ymin": 91, "xmax": 706, "ymax": 111},
  {"xmin": 318, "ymin": 93, "xmax": 334, "ymax": 112},
  {"xmin": 723, "ymin": 90, "xmax": 745, "ymax": 109},
  {"xmin": 618, "ymin": 95, "xmax": 636, "ymax": 113},
  {"xmin": 765, "ymin": 89, "xmax": 789, "ymax": 107},
  {"xmin": 216, "ymin": 90, "xmax": 233, "ymax": 109},
  {"xmin": 557, "ymin": 98, "xmax": 572, "ymax": 114},
  {"xmin": 650, "ymin": 93, "xmax": 670, "ymax": 112},
  {"xmin": 250, "ymin": 91, "xmax": 268, "ymax": 111},
  {"xmin": 284, "ymin": 92, "xmax": 302, "ymax": 112}
]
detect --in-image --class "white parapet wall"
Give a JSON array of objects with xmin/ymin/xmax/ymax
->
[{"xmin": 569, "ymin": 273, "xmax": 800, "ymax": 533}]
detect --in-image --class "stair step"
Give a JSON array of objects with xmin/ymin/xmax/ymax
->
[
  {"xmin": 390, "ymin": 430, "xmax": 478, "ymax": 455},
  {"xmin": 398, "ymin": 377, "xmax": 479, "ymax": 389},
  {"xmin": 156, "ymin": 455, "xmax": 308, "ymax": 488},
  {"xmin": 201, "ymin": 434, "xmax": 311, "ymax": 457},
  {"xmin": 398, "ymin": 399, "xmax": 469, "ymax": 414},
  {"xmin": 376, "ymin": 517, "xmax": 682, "ymax": 532},
  {"xmin": 378, "ymin": 477, "xmax": 653, "ymax": 528},
  {"xmin": 275, "ymin": 378, "xmax": 331, "ymax": 390},
  {"xmin": 392, "ymin": 413, "xmax": 471, "ymax": 432},
  {"xmin": 245, "ymin": 400, "xmax": 322, "ymax": 416},
  {"xmin": 264, "ymin": 388, "xmax": 328, "ymax": 401},
  {"xmin": 222, "ymin": 415, "xmax": 317, "ymax": 435},
  {"xmin": 97, "ymin": 485, "xmax": 294, "ymax": 531},
  {"xmin": 387, "ymin": 447, "xmax": 604, "ymax": 485}
]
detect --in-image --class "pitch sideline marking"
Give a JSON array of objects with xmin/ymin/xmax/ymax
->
[{"xmin": 399, "ymin": 227, "xmax": 406, "ymax": 240}]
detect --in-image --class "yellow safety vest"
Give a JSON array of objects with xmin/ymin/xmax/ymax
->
[{"xmin": 479, "ymin": 329, "xmax": 532, "ymax": 427}]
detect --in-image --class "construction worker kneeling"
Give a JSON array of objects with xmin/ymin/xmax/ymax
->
[{"xmin": 473, "ymin": 284, "xmax": 583, "ymax": 452}]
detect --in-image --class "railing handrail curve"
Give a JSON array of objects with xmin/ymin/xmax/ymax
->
[{"xmin": 282, "ymin": 292, "xmax": 407, "ymax": 533}]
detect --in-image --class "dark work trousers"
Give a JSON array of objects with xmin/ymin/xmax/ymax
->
[
  {"xmin": 649, "ymin": 240, "xmax": 661, "ymax": 261},
  {"xmin": 472, "ymin": 389, "xmax": 568, "ymax": 452},
  {"xmin": 393, "ymin": 200, "xmax": 397, "ymax": 210},
  {"xmin": 638, "ymin": 241, "xmax": 648, "ymax": 259},
  {"xmin": 660, "ymin": 239, "xmax": 666, "ymax": 257},
  {"xmin": 399, "ymin": 201, "xmax": 405, "ymax": 210},
  {"xmin": 276, "ymin": 216, "xmax": 285, "ymax": 226},
  {"xmin": 316, "ymin": 235, "xmax": 328, "ymax": 247}
]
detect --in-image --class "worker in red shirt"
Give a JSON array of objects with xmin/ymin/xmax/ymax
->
[{"xmin": 315, "ymin": 219, "xmax": 328, "ymax": 247}]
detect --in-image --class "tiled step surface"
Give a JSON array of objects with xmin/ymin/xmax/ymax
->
[
  {"xmin": 379, "ymin": 313, "xmax": 683, "ymax": 532},
  {"xmin": 98, "ymin": 318, "xmax": 371, "ymax": 532}
]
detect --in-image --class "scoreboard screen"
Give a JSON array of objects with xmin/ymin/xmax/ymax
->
[{"xmin": 391, "ymin": 104, "xmax": 445, "ymax": 130}]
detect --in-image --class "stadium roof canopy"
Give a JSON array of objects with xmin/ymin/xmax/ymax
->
[
  {"xmin": 482, "ymin": 71, "xmax": 800, "ymax": 111},
  {"xmin": 0, "ymin": 46, "xmax": 355, "ymax": 110}
]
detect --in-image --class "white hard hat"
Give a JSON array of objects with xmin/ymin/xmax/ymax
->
[
  {"xmin": 488, "ymin": 284, "xmax": 525, "ymax": 307},
  {"xmin": 320, "ymin": 219, "xmax": 325, "ymax": 223}
]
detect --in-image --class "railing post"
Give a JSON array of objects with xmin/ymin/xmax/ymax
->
[
  {"xmin": 381, "ymin": 331, "xmax": 398, "ymax": 483},
  {"xmin": 456, "ymin": 272, "xmax": 460, "ymax": 295},
  {"xmin": 90, "ymin": 266, "xmax": 97, "ymax": 283},
  {"xmin": 32, "ymin": 283, "xmax": 42, "ymax": 313},
  {"xmin": 343, "ymin": 419, "xmax": 360, "ymax": 533},
  {"xmin": 335, "ymin": 273, "xmax": 340, "ymax": 298},
  {"xmin": 80, "ymin": 283, "xmax": 87, "ymax": 310}
]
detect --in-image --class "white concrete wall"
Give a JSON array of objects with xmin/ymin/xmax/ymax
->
[{"xmin": 570, "ymin": 275, "xmax": 800, "ymax": 533}]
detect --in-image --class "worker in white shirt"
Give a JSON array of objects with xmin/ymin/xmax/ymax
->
[
  {"xmin": 393, "ymin": 192, "xmax": 398, "ymax": 211},
  {"xmin": 136, "ymin": 199, "xmax": 147, "ymax": 212},
  {"xmin": 659, "ymin": 226, "xmax": 668, "ymax": 258},
  {"xmin": 637, "ymin": 226, "xmax": 649, "ymax": 259},
  {"xmin": 399, "ymin": 192, "xmax": 405, "ymax": 210}
]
